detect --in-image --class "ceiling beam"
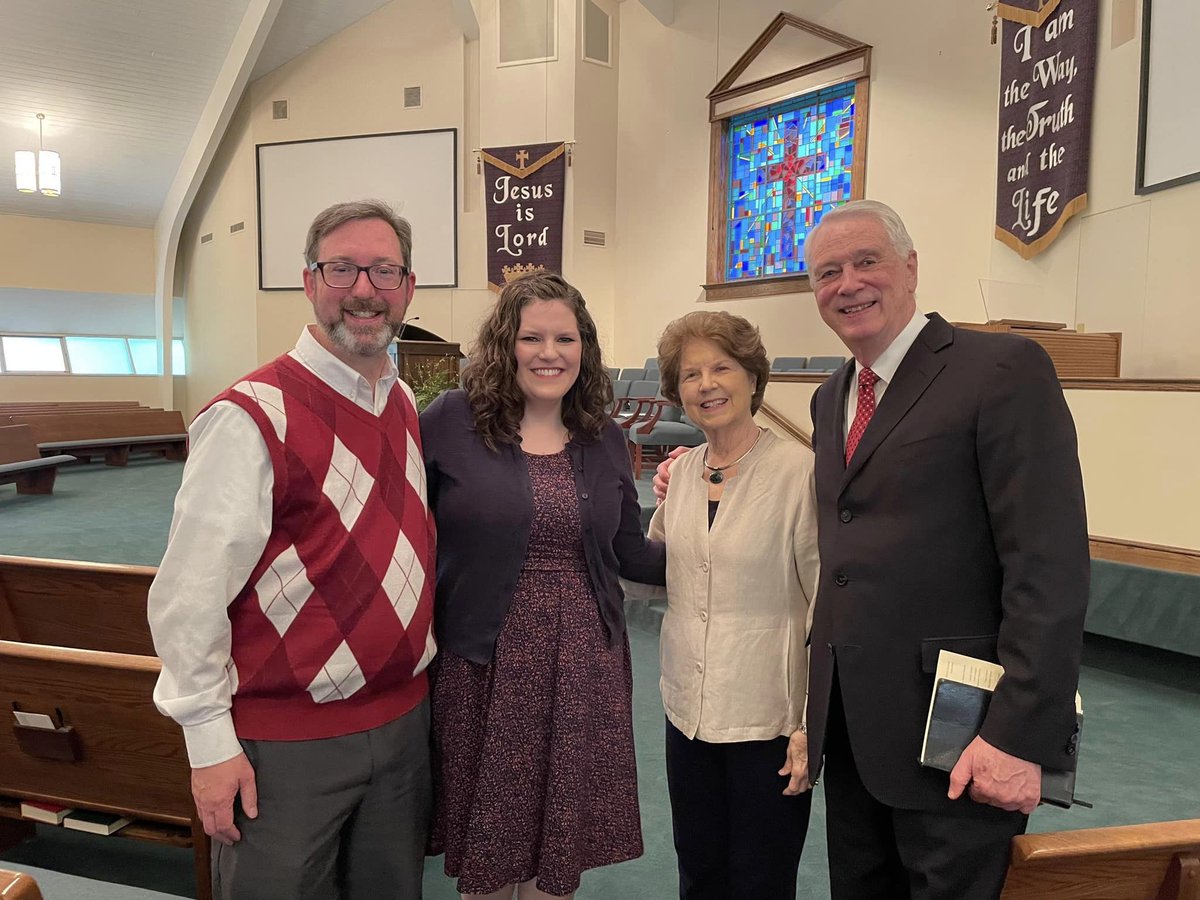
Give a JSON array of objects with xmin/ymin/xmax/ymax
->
[
  {"xmin": 638, "ymin": 0, "xmax": 674, "ymax": 27},
  {"xmin": 151, "ymin": 0, "xmax": 284, "ymax": 404},
  {"xmin": 451, "ymin": 0, "xmax": 480, "ymax": 40}
]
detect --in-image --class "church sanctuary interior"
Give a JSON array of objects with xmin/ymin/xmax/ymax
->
[{"xmin": 2, "ymin": 0, "xmax": 1198, "ymax": 897}]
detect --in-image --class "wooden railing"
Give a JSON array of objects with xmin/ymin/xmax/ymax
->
[{"xmin": 757, "ymin": 402, "xmax": 812, "ymax": 449}]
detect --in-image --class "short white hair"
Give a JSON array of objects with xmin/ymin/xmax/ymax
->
[{"xmin": 804, "ymin": 199, "xmax": 915, "ymax": 273}]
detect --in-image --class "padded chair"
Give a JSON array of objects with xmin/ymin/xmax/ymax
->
[
  {"xmin": 619, "ymin": 367, "xmax": 647, "ymax": 382},
  {"xmin": 608, "ymin": 380, "xmax": 634, "ymax": 416},
  {"xmin": 643, "ymin": 358, "xmax": 660, "ymax": 374},
  {"xmin": 613, "ymin": 380, "xmax": 660, "ymax": 426},
  {"xmin": 628, "ymin": 404, "xmax": 705, "ymax": 478},
  {"xmin": 805, "ymin": 355, "xmax": 847, "ymax": 372},
  {"xmin": 771, "ymin": 356, "xmax": 808, "ymax": 372},
  {"xmin": 606, "ymin": 367, "xmax": 620, "ymax": 381}
]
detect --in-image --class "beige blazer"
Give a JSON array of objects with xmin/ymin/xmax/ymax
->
[{"xmin": 635, "ymin": 429, "xmax": 819, "ymax": 743}]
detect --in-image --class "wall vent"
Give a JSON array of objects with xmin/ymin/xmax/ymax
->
[
  {"xmin": 230, "ymin": 222, "xmax": 245, "ymax": 234},
  {"xmin": 583, "ymin": 229, "xmax": 606, "ymax": 247},
  {"xmin": 404, "ymin": 86, "xmax": 422, "ymax": 109},
  {"xmin": 200, "ymin": 233, "xmax": 214, "ymax": 244},
  {"xmin": 272, "ymin": 100, "xmax": 288, "ymax": 119}
]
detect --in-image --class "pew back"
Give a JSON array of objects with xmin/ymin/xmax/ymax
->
[
  {"xmin": 0, "ymin": 410, "xmax": 186, "ymax": 444},
  {"xmin": 1002, "ymin": 819, "xmax": 1200, "ymax": 899},
  {"xmin": 0, "ymin": 641, "xmax": 192, "ymax": 825},
  {"xmin": 0, "ymin": 556, "xmax": 156, "ymax": 656}
]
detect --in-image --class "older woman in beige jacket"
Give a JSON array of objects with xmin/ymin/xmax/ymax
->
[{"xmin": 631, "ymin": 310, "xmax": 819, "ymax": 900}]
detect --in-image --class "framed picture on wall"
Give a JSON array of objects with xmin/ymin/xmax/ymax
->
[
  {"xmin": 1136, "ymin": 0, "xmax": 1200, "ymax": 194},
  {"xmin": 256, "ymin": 128, "xmax": 458, "ymax": 290}
]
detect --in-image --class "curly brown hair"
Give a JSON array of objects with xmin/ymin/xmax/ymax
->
[
  {"xmin": 462, "ymin": 273, "xmax": 613, "ymax": 450},
  {"xmin": 657, "ymin": 311, "xmax": 770, "ymax": 414}
]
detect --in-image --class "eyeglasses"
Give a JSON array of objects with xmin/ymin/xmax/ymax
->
[{"xmin": 309, "ymin": 261, "xmax": 410, "ymax": 290}]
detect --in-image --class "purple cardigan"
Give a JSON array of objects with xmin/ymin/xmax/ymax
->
[{"xmin": 420, "ymin": 389, "xmax": 666, "ymax": 664}]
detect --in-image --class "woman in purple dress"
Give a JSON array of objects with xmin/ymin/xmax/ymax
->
[{"xmin": 420, "ymin": 273, "xmax": 665, "ymax": 899}]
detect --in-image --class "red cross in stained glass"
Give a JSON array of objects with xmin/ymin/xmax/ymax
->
[{"xmin": 764, "ymin": 120, "xmax": 826, "ymax": 262}]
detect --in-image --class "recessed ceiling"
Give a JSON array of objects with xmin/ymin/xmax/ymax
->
[{"xmin": 0, "ymin": 0, "xmax": 395, "ymax": 229}]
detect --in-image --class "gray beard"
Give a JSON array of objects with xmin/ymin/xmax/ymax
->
[{"xmin": 323, "ymin": 316, "xmax": 402, "ymax": 357}]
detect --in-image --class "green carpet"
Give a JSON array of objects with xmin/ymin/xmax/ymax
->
[{"xmin": 2, "ymin": 463, "xmax": 1198, "ymax": 899}]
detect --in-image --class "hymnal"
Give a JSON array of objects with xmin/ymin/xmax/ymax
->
[
  {"xmin": 62, "ymin": 810, "xmax": 133, "ymax": 836},
  {"xmin": 919, "ymin": 650, "xmax": 1085, "ymax": 809},
  {"xmin": 19, "ymin": 801, "xmax": 74, "ymax": 825}
]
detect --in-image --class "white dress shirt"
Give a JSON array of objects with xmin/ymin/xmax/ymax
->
[
  {"xmin": 845, "ymin": 309, "xmax": 929, "ymax": 439},
  {"xmin": 148, "ymin": 326, "xmax": 402, "ymax": 767}
]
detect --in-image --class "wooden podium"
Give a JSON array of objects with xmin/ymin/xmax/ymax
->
[
  {"xmin": 396, "ymin": 340, "xmax": 461, "ymax": 384},
  {"xmin": 954, "ymin": 320, "xmax": 1121, "ymax": 378}
]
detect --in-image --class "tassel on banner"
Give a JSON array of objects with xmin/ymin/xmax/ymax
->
[{"xmin": 987, "ymin": 3, "xmax": 999, "ymax": 44}]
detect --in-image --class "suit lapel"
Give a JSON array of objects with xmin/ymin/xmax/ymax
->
[{"xmin": 840, "ymin": 314, "xmax": 952, "ymax": 490}]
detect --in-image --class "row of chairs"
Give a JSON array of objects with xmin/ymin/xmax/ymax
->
[
  {"xmin": 770, "ymin": 355, "xmax": 846, "ymax": 372},
  {"xmin": 609, "ymin": 355, "xmax": 848, "ymax": 382},
  {"xmin": 609, "ymin": 373, "xmax": 704, "ymax": 478}
]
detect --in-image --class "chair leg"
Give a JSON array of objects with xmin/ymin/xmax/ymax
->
[{"xmin": 632, "ymin": 442, "xmax": 643, "ymax": 479}]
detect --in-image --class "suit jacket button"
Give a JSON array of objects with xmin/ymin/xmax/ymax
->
[
  {"xmin": 839, "ymin": 509, "xmax": 852, "ymax": 523},
  {"xmin": 581, "ymin": 492, "xmax": 589, "ymax": 500},
  {"xmin": 1065, "ymin": 744, "xmax": 1076, "ymax": 756},
  {"xmin": 834, "ymin": 573, "xmax": 848, "ymax": 586}
]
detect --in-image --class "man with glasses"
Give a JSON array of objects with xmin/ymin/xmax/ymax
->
[{"xmin": 149, "ymin": 199, "xmax": 436, "ymax": 898}]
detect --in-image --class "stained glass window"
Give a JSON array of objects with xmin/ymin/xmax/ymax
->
[{"xmin": 726, "ymin": 81, "xmax": 857, "ymax": 281}]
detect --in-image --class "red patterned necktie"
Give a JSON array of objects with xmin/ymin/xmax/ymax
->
[{"xmin": 845, "ymin": 367, "xmax": 879, "ymax": 463}]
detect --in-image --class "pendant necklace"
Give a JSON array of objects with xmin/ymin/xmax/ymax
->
[{"xmin": 702, "ymin": 428, "xmax": 763, "ymax": 484}]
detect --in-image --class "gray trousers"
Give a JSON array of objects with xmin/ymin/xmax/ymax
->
[{"xmin": 214, "ymin": 698, "xmax": 432, "ymax": 900}]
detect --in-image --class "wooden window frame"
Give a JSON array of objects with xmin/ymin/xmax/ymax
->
[{"xmin": 704, "ymin": 14, "xmax": 872, "ymax": 301}]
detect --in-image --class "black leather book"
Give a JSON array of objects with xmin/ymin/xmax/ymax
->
[{"xmin": 919, "ymin": 651, "xmax": 1085, "ymax": 809}]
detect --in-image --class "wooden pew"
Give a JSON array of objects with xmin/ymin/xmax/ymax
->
[
  {"xmin": 0, "ymin": 555, "xmax": 156, "ymax": 656},
  {"xmin": 0, "ymin": 641, "xmax": 211, "ymax": 900},
  {"xmin": 0, "ymin": 409, "xmax": 188, "ymax": 466},
  {"xmin": 1002, "ymin": 819, "xmax": 1200, "ymax": 899},
  {"xmin": 0, "ymin": 869, "xmax": 44, "ymax": 900},
  {"xmin": 0, "ymin": 426, "xmax": 75, "ymax": 495}
]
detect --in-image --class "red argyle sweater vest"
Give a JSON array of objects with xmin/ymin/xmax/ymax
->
[{"xmin": 205, "ymin": 353, "xmax": 436, "ymax": 742}]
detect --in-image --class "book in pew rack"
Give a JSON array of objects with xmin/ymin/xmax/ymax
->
[
  {"xmin": 919, "ymin": 650, "xmax": 1088, "ymax": 809},
  {"xmin": 62, "ymin": 810, "xmax": 133, "ymax": 836},
  {"xmin": 19, "ymin": 801, "xmax": 74, "ymax": 825}
]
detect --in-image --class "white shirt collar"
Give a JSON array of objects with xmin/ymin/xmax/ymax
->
[
  {"xmin": 854, "ymin": 308, "xmax": 928, "ymax": 387},
  {"xmin": 290, "ymin": 325, "xmax": 398, "ymax": 403}
]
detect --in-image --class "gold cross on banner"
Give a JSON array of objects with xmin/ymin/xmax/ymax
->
[{"xmin": 515, "ymin": 149, "xmax": 530, "ymax": 167}]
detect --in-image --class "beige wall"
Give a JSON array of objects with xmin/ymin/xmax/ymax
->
[
  {"xmin": 179, "ymin": 0, "xmax": 475, "ymax": 417},
  {"xmin": 612, "ymin": 0, "xmax": 1199, "ymax": 380},
  {"xmin": 612, "ymin": 0, "xmax": 998, "ymax": 368},
  {"xmin": 758, "ymin": 379, "xmax": 1200, "ymax": 551},
  {"xmin": 0, "ymin": 214, "xmax": 154, "ymax": 295},
  {"xmin": 0, "ymin": 374, "xmax": 163, "ymax": 406},
  {"xmin": 0, "ymin": 214, "xmax": 162, "ymax": 403}
]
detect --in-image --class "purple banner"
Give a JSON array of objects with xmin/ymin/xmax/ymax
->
[
  {"xmin": 482, "ymin": 142, "xmax": 566, "ymax": 292},
  {"xmin": 995, "ymin": 0, "xmax": 1097, "ymax": 259}
]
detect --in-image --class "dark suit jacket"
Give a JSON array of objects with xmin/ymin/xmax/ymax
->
[
  {"xmin": 805, "ymin": 313, "xmax": 1089, "ymax": 813},
  {"xmin": 420, "ymin": 389, "xmax": 665, "ymax": 665}
]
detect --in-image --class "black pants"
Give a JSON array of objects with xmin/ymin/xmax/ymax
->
[
  {"xmin": 665, "ymin": 718, "xmax": 812, "ymax": 900},
  {"xmin": 823, "ymin": 677, "xmax": 1026, "ymax": 900}
]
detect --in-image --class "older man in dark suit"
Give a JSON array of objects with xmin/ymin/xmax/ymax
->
[{"xmin": 802, "ymin": 200, "xmax": 1089, "ymax": 900}]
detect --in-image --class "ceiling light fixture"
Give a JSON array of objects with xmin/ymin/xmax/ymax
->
[{"xmin": 15, "ymin": 113, "xmax": 61, "ymax": 197}]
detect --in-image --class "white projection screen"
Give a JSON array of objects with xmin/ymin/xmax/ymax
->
[
  {"xmin": 1136, "ymin": 0, "xmax": 1200, "ymax": 194},
  {"xmin": 257, "ymin": 129, "xmax": 457, "ymax": 290}
]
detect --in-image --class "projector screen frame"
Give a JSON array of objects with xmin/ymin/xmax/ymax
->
[
  {"xmin": 255, "ymin": 127, "xmax": 459, "ymax": 291},
  {"xmin": 1135, "ymin": 0, "xmax": 1200, "ymax": 195}
]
